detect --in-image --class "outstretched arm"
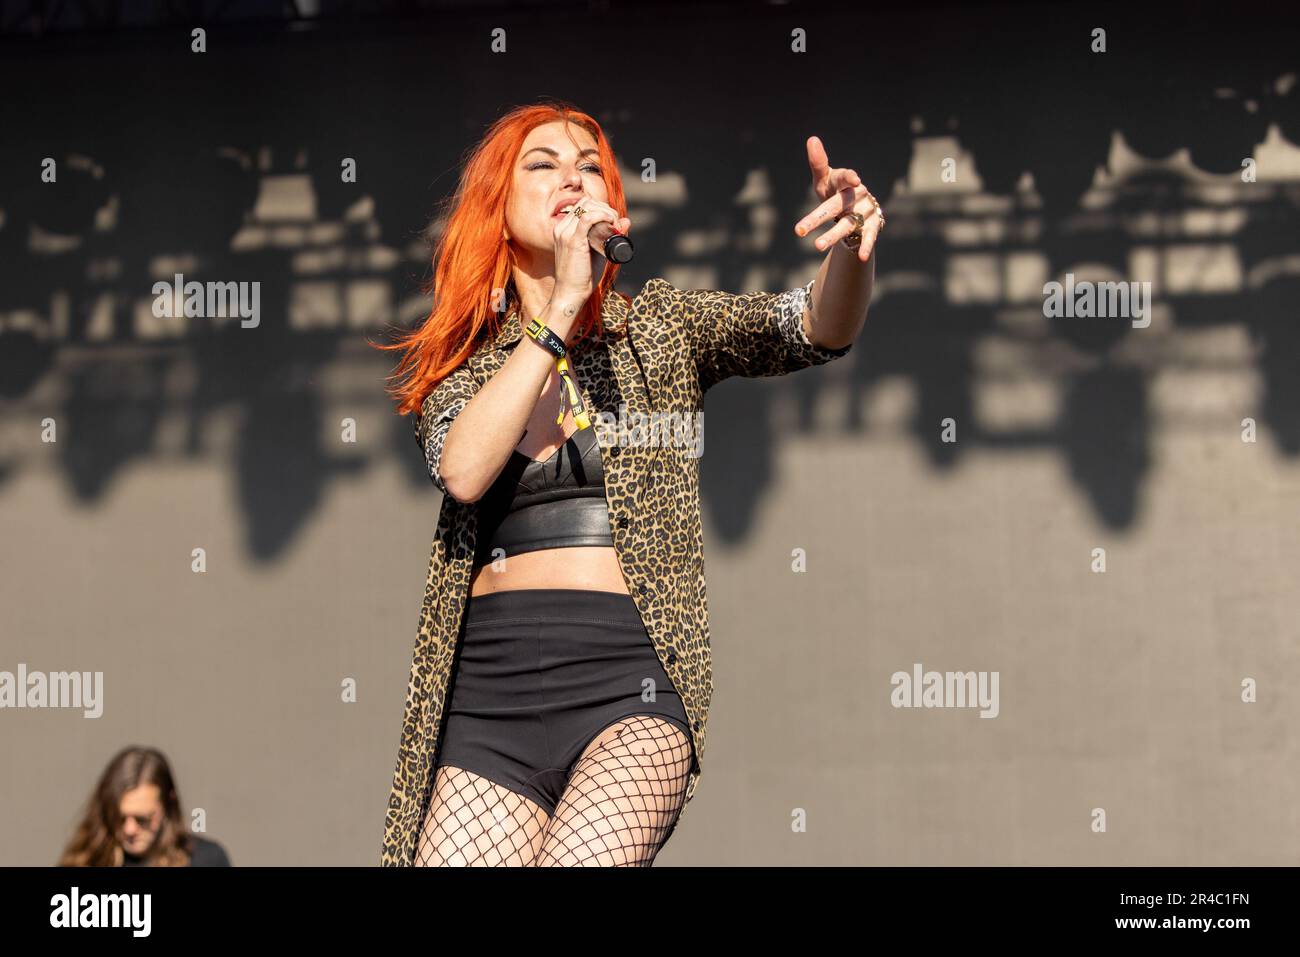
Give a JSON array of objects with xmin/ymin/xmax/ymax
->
[
  {"xmin": 662, "ymin": 135, "xmax": 883, "ymax": 392},
  {"xmin": 795, "ymin": 134, "xmax": 884, "ymax": 351}
]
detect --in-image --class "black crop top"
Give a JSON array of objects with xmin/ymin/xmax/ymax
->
[{"xmin": 472, "ymin": 425, "xmax": 615, "ymax": 567}]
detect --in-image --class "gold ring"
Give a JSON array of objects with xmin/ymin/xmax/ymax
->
[{"xmin": 836, "ymin": 210, "xmax": 867, "ymax": 249}]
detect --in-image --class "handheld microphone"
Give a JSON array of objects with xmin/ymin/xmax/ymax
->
[{"xmin": 587, "ymin": 219, "xmax": 635, "ymax": 264}]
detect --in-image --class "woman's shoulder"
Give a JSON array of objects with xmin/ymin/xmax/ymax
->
[
  {"xmin": 617, "ymin": 276, "xmax": 683, "ymax": 325},
  {"xmin": 626, "ymin": 275, "xmax": 759, "ymax": 316},
  {"xmin": 631, "ymin": 276, "xmax": 677, "ymax": 300}
]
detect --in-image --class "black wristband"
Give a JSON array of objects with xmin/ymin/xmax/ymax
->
[{"xmin": 524, "ymin": 317, "xmax": 567, "ymax": 358}]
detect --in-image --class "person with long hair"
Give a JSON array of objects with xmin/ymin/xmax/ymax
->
[
  {"xmin": 377, "ymin": 100, "xmax": 880, "ymax": 866},
  {"xmin": 58, "ymin": 746, "xmax": 230, "ymax": 867}
]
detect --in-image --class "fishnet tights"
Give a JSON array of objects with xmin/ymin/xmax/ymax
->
[{"xmin": 416, "ymin": 715, "xmax": 692, "ymax": 866}]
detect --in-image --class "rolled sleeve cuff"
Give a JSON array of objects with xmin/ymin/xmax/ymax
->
[
  {"xmin": 417, "ymin": 398, "xmax": 471, "ymax": 497},
  {"xmin": 776, "ymin": 277, "xmax": 854, "ymax": 365}
]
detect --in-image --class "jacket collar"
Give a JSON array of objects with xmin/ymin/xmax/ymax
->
[{"xmin": 488, "ymin": 298, "xmax": 524, "ymax": 351}]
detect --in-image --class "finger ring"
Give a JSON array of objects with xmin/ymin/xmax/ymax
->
[
  {"xmin": 835, "ymin": 210, "xmax": 867, "ymax": 249},
  {"xmin": 571, "ymin": 205, "xmax": 586, "ymax": 217}
]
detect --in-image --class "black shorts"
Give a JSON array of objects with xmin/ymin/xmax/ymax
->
[{"xmin": 434, "ymin": 587, "xmax": 696, "ymax": 817}]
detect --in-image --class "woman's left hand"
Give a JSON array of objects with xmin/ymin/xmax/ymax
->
[{"xmin": 793, "ymin": 135, "xmax": 885, "ymax": 263}]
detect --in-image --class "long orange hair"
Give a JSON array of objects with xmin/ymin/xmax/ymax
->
[{"xmin": 374, "ymin": 101, "xmax": 631, "ymax": 418}]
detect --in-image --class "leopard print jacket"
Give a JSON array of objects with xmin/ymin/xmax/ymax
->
[{"xmin": 382, "ymin": 275, "xmax": 853, "ymax": 865}]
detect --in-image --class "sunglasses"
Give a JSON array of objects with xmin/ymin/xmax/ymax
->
[{"xmin": 120, "ymin": 811, "xmax": 161, "ymax": 829}]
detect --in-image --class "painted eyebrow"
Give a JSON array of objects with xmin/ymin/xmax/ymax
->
[{"xmin": 521, "ymin": 146, "xmax": 601, "ymax": 161}]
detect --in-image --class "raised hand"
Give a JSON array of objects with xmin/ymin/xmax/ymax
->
[
  {"xmin": 793, "ymin": 135, "xmax": 885, "ymax": 263},
  {"xmin": 552, "ymin": 193, "xmax": 630, "ymax": 306}
]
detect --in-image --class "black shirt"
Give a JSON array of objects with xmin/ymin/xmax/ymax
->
[{"xmin": 122, "ymin": 834, "xmax": 231, "ymax": 867}]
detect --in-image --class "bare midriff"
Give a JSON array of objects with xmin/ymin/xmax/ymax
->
[{"xmin": 468, "ymin": 546, "xmax": 630, "ymax": 596}]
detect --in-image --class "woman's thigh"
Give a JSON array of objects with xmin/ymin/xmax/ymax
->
[
  {"xmin": 535, "ymin": 714, "xmax": 693, "ymax": 867},
  {"xmin": 415, "ymin": 764, "xmax": 551, "ymax": 867}
]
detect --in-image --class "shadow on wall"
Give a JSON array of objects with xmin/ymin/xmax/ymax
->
[{"xmin": 0, "ymin": 5, "xmax": 1297, "ymax": 560}]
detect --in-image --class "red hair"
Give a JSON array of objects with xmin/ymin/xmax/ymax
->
[{"xmin": 373, "ymin": 100, "xmax": 630, "ymax": 417}]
